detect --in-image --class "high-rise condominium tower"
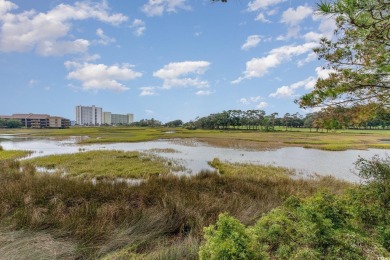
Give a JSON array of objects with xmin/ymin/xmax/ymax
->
[{"xmin": 75, "ymin": 105, "xmax": 103, "ymax": 125}]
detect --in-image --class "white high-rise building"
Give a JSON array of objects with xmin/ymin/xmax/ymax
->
[{"xmin": 75, "ymin": 105, "xmax": 103, "ymax": 125}]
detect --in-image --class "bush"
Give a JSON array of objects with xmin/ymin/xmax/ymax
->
[
  {"xmin": 200, "ymin": 155, "xmax": 390, "ymax": 259},
  {"xmin": 199, "ymin": 213, "xmax": 266, "ymax": 260},
  {"xmin": 355, "ymin": 155, "xmax": 390, "ymax": 208}
]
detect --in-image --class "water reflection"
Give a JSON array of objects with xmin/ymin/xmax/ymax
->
[{"xmin": 1, "ymin": 136, "xmax": 388, "ymax": 182}]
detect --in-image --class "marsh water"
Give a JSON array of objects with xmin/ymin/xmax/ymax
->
[{"xmin": 1, "ymin": 135, "xmax": 388, "ymax": 182}]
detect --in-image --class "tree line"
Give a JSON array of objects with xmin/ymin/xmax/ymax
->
[
  {"xmin": 0, "ymin": 119, "xmax": 22, "ymax": 128},
  {"xmin": 182, "ymin": 108, "xmax": 390, "ymax": 131}
]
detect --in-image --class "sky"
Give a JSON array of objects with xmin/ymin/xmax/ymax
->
[{"xmin": 0, "ymin": 0, "xmax": 337, "ymax": 123}]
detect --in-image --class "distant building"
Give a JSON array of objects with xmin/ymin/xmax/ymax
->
[
  {"xmin": 75, "ymin": 105, "xmax": 102, "ymax": 125},
  {"xmin": 103, "ymin": 112, "xmax": 134, "ymax": 125},
  {"xmin": 112, "ymin": 113, "xmax": 134, "ymax": 125},
  {"xmin": 103, "ymin": 112, "xmax": 112, "ymax": 125},
  {"xmin": 0, "ymin": 114, "xmax": 70, "ymax": 128},
  {"xmin": 76, "ymin": 105, "xmax": 134, "ymax": 126}
]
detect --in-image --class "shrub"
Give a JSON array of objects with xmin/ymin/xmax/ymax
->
[
  {"xmin": 199, "ymin": 213, "xmax": 266, "ymax": 260},
  {"xmin": 200, "ymin": 155, "xmax": 390, "ymax": 258},
  {"xmin": 355, "ymin": 155, "xmax": 390, "ymax": 209}
]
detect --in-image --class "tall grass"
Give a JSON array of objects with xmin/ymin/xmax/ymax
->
[
  {"xmin": 0, "ymin": 160, "xmax": 351, "ymax": 259},
  {"xmin": 0, "ymin": 228, "xmax": 77, "ymax": 259}
]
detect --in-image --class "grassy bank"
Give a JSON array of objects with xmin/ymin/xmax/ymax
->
[
  {"xmin": 24, "ymin": 150, "xmax": 183, "ymax": 180},
  {"xmin": 0, "ymin": 159, "xmax": 351, "ymax": 259},
  {"xmin": 1, "ymin": 127, "xmax": 389, "ymax": 151},
  {"xmin": 0, "ymin": 145, "xmax": 31, "ymax": 160}
]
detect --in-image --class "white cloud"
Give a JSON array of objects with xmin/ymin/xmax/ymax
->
[
  {"xmin": 256, "ymin": 101, "xmax": 268, "ymax": 109},
  {"xmin": 239, "ymin": 96, "xmax": 267, "ymax": 108},
  {"xmin": 269, "ymin": 66, "xmax": 336, "ymax": 98},
  {"xmin": 255, "ymin": 13, "xmax": 271, "ymax": 23},
  {"xmin": 248, "ymin": 0, "xmax": 285, "ymax": 12},
  {"xmin": 232, "ymin": 42, "xmax": 318, "ymax": 83},
  {"xmin": 277, "ymin": 5, "xmax": 313, "ymax": 41},
  {"xmin": 65, "ymin": 62, "xmax": 142, "ymax": 92},
  {"xmin": 38, "ymin": 39, "xmax": 90, "ymax": 56},
  {"xmin": 315, "ymin": 66, "xmax": 335, "ymax": 80},
  {"xmin": 281, "ymin": 5, "xmax": 313, "ymax": 26},
  {"xmin": 153, "ymin": 61, "xmax": 211, "ymax": 89},
  {"xmin": 267, "ymin": 9, "xmax": 278, "ymax": 16},
  {"xmin": 269, "ymin": 85, "xmax": 294, "ymax": 98},
  {"xmin": 142, "ymin": 0, "xmax": 191, "ymax": 17},
  {"xmin": 303, "ymin": 31, "xmax": 323, "ymax": 42},
  {"xmin": 248, "ymin": 0, "xmax": 283, "ymax": 23},
  {"xmin": 0, "ymin": 0, "xmax": 17, "ymax": 15},
  {"xmin": 96, "ymin": 28, "xmax": 115, "ymax": 45},
  {"xmin": 241, "ymin": 35, "xmax": 261, "ymax": 51},
  {"xmin": 240, "ymin": 96, "xmax": 263, "ymax": 105},
  {"xmin": 196, "ymin": 90, "xmax": 212, "ymax": 96},
  {"xmin": 79, "ymin": 53, "xmax": 101, "ymax": 62},
  {"xmin": 270, "ymin": 77, "xmax": 315, "ymax": 98},
  {"xmin": 130, "ymin": 19, "xmax": 146, "ymax": 37},
  {"xmin": 0, "ymin": 0, "xmax": 127, "ymax": 55},
  {"xmin": 139, "ymin": 87, "xmax": 158, "ymax": 96},
  {"xmin": 297, "ymin": 52, "xmax": 317, "ymax": 67},
  {"xmin": 46, "ymin": 1, "xmax": 127, "ymax": 25}
]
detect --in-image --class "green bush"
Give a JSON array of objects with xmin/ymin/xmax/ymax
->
[
  {"xmin": 200, "ymin": 155, "xmax": 390, "ymax": 259},
  {"xmin": 199, "ymin": 213, "xmax": 266, "ymax": 260}
]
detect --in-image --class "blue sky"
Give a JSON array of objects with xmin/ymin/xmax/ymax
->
[{"xmin": 0, "ymin": 0, "xmax": 336, "ymax": 122}]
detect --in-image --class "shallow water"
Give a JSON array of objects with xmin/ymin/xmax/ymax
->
[{"xmin": 1, "ymin": 136, "xmax": 388, "ymax": 182}]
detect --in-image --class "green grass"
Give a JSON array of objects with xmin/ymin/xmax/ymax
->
[
  {"xmin": 0, "ymin": 149, "xmax": 31, "ymax": 160},
  {"xmin": 369, "ymin": 144, "xmax": 390, "ymax": 149},
  {"xmin": 210, "ymin": 158, "xmax": 294, "ymax": 180},
  {"xmin": 24, "ymin": 150, "xmax": 183, "ymax": 180},
  {"xmin": 0, "ymin": 159, "xmax": 351, "ymax": 259}
]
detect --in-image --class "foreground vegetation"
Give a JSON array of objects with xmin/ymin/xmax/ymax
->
[
  {"xmin": 0, "ymin": 158, "xmax": 352, "ymax": 259},
  {"xmin": 1, "ymin": 126, "xmax": 389, "ymax": 151},
  {"xmin": 200, "ymin": 155, "xmax": 390, "ymax": 259}
]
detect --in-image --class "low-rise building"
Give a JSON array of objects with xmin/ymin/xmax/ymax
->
[{"xmin": 0, "ymin": 114, "xmax": 70, "ymax": 128}]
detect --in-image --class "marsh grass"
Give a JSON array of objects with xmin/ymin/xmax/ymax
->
[
  {"xmin": 369, "ymin": 144, "xmax": 390, "ymax": 149},
  {"xmin": 0, "ymin": 149, "xmax": 31, "ymax": 160},
  {"xmin": 0, "ymin": 159, "xmax": 352, "ymax": 259},
  {"xmin": 148, "ymin": 148, "xmax": 179, "ymax": 153},
  {"xmin": 1, "ymin": 127, "xmax": 388, "ymax": 151},
  {"xmin": 24, "ymin": 150, "xmax": 180, "ymax": 180},
  {"xmin": 210, "ymin": 158, "xmax": 294, "ymax": 179}
]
